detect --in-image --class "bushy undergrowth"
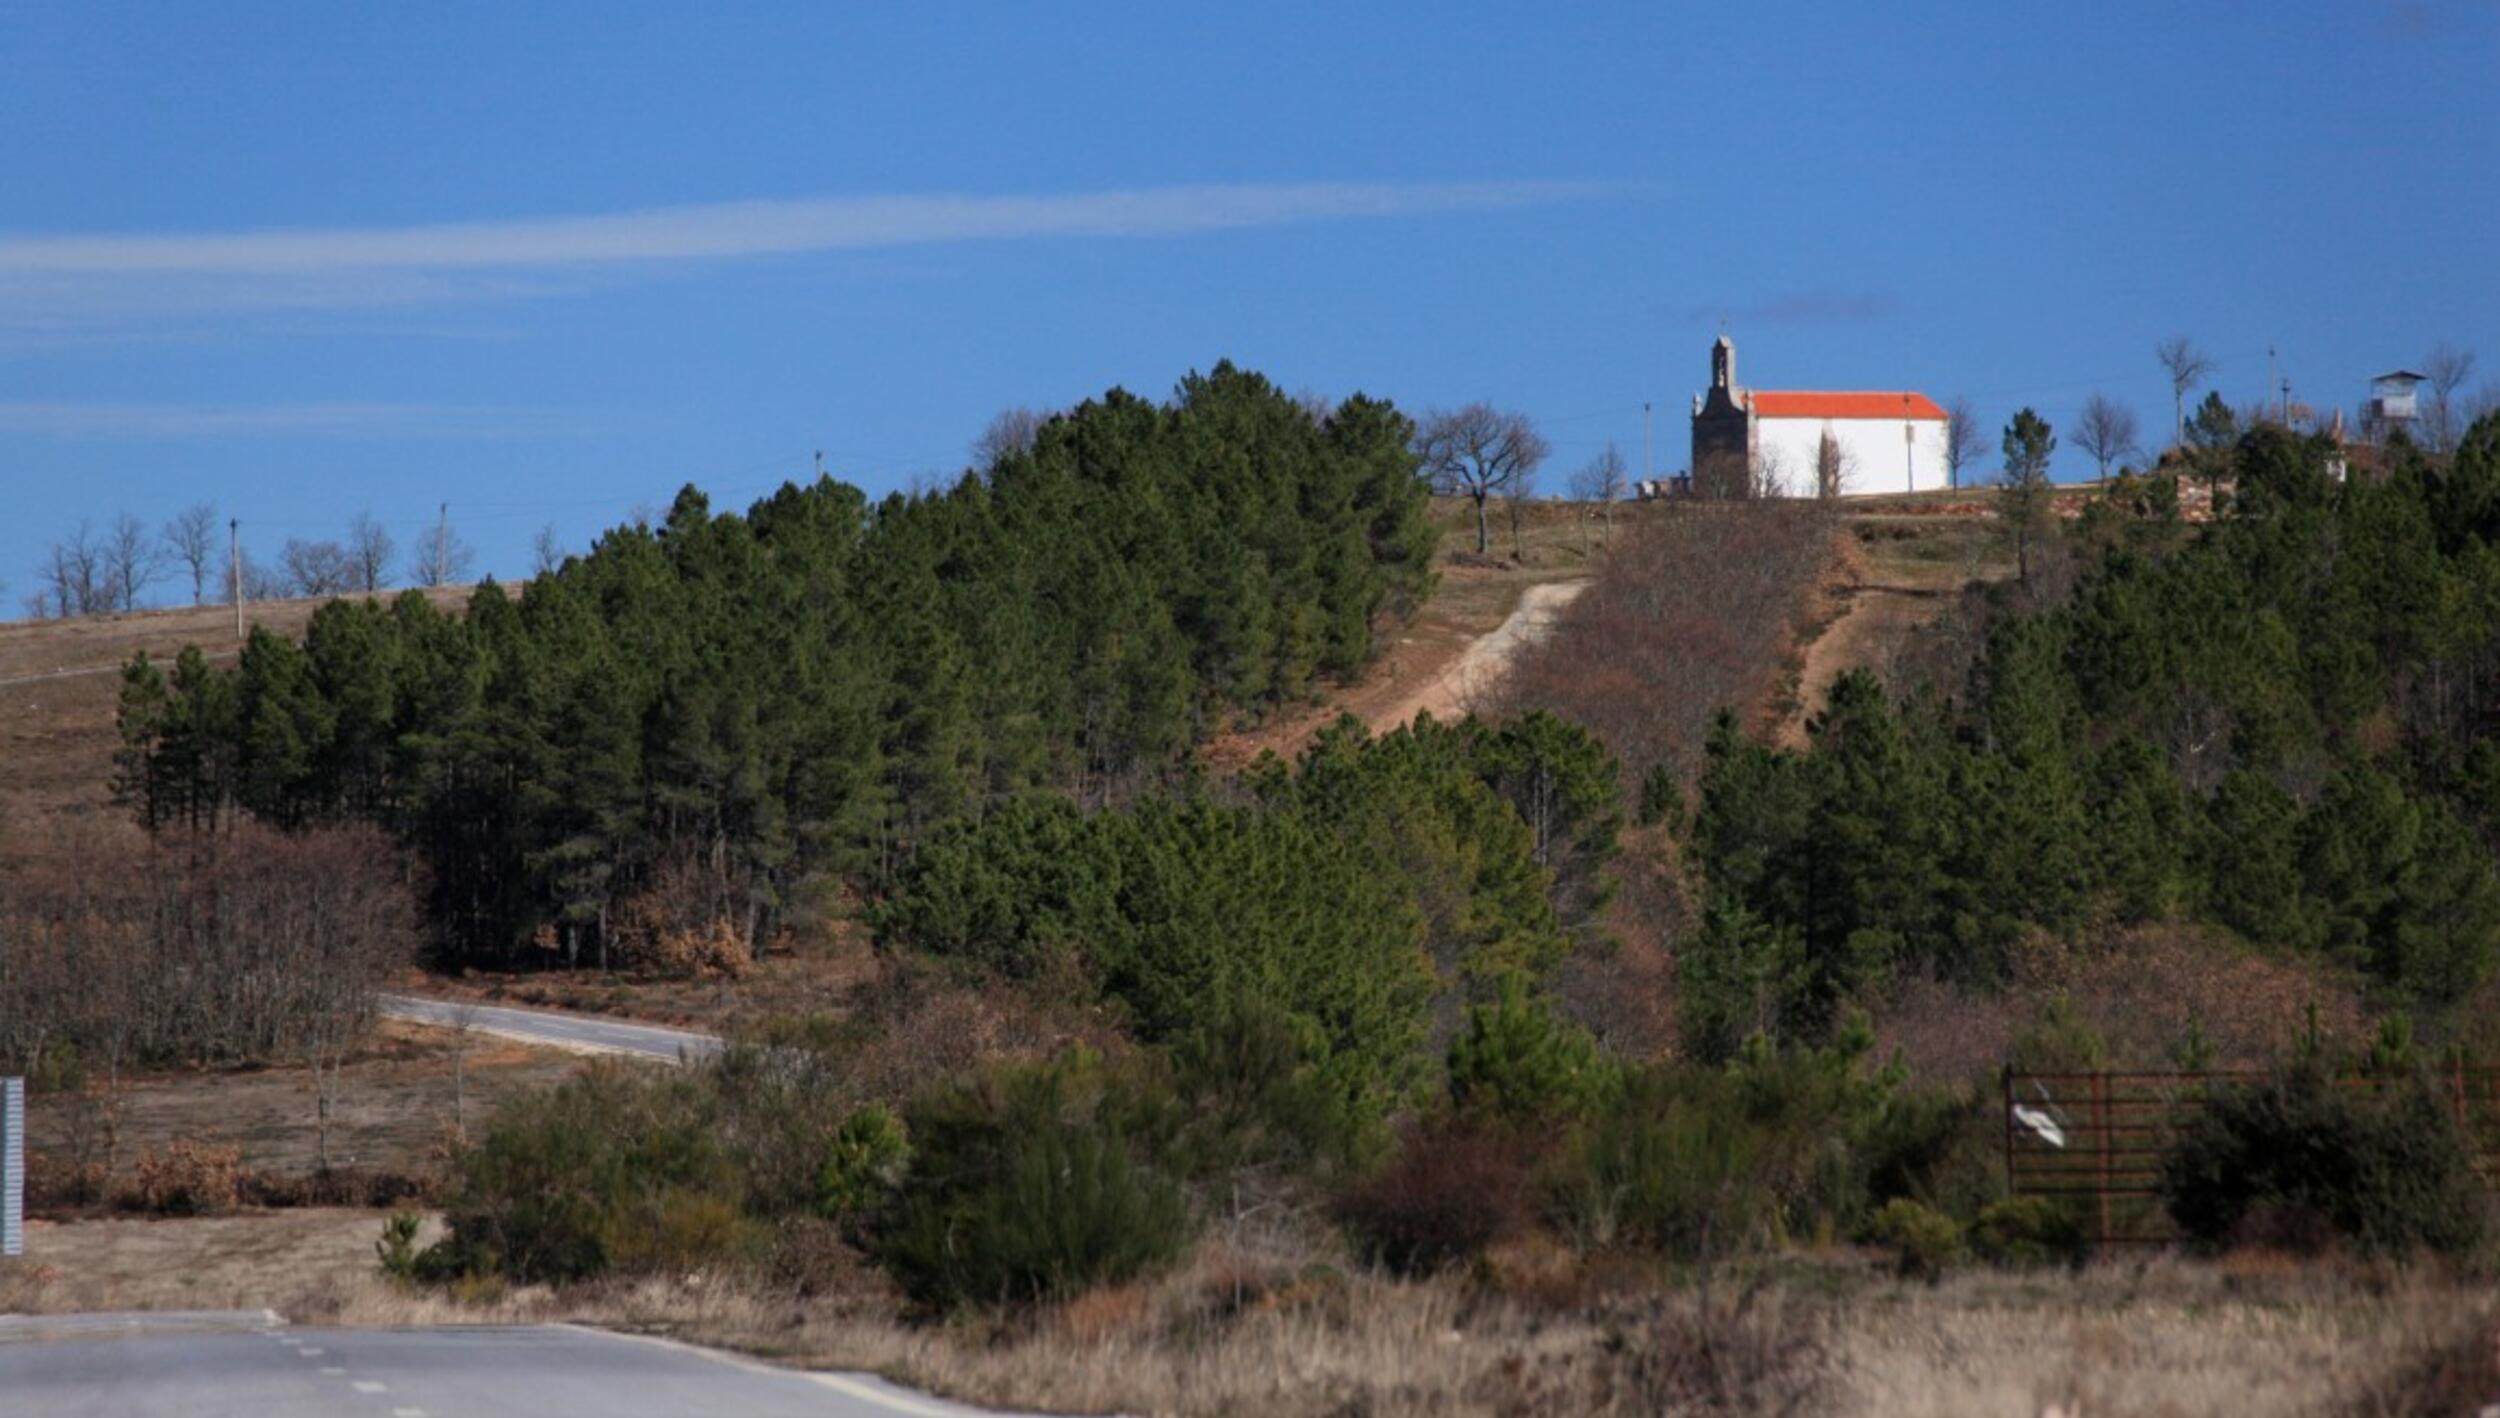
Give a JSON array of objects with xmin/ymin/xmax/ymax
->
[
  {"xmin": 1558, "ymin": 1025, "xmax": 1987, "ymax": 1258},
  {"xmin": 872, "ymin": 1049, "xmax": 1195, "ymax": 1310},
  {"xmin": 1333, "ymin": 1118, "xmax": 1539, "ymax": 1276},
  {"xmin": 424, "ymin": 1066, "xmax": 754, "ymax": 1284},
  {"xmin": 2162, "ymin": 1063, "xmax": 2490, "ymax": 1257}
]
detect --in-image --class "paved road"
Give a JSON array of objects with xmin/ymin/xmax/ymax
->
[
  {"xmin": 378, "ymin": 995, "xmax": 723, "ymax": 1064},
  {"xmin": 0, "ymin": 1316, "xmax": 1016, "ymax": 1417}
]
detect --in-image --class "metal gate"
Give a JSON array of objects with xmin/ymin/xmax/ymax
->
[{"xmin": 2001, "ymin": 1065, "xmax": 2500, "ymax": 1245}]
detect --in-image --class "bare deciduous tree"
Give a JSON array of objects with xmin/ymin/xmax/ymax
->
[
  {"xmin": 2157, "ymin": 337, "xmax": 2216, "ymax": 451},
  {"xmin": 2464, "ymin": 381, "xmax": 2500, "ymax": 435},
  {"xmin": 2073, "ymin": 393, "xmax": 2142, "ymax": 480},
  {"xmin": 533, "ymin": 524, "xmax": 567, "ymax": 578},
  {"xmin": 1415, "ymin": 403, "xmax": 1549, "ymax": 556},
  {"xmin": 34, "ymin": 521, "xmax": 105, "ymax": 618},
  {"xmin": 347, "ymin": 513, "xmax": 394, "ymax": 593},
  {"xmin": 972, "ymin": 406, "xmax": 1049, "ymax": 469},
  {"xmin": 408, "ymin": 517, "xmax": 476, "ymax": 588},
  {"xmin": 1813, "ymin": 431, "xmax": 1856, "ymax": 501},
  {"xmin": 161, "ymin": 504, "xmax": 219, "ymax": 605},
  {"xmin": 98, "ymin": 513, "xmax": 161, "ymax": 612},
  {"xmin": 1569, "ymin": 444, "xmax": 1630, "ymax": 540},
  {"xmin": 1944, "ymin": 396, "xmax": 1984, "ymax": 490},
  {"xmin": 281, "ymin": 538, "xmax": 358, "ymax": 597},
  {"xmin": 2424, "ymin": 343, "xmax": 2478, "ymax": 453},
  {"xmin": 225, "ymin": 542, "xmax": 289, "ymax": 604}
]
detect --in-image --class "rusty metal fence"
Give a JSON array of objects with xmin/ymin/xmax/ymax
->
[{"xmin": 2002, "ymin": 1065, "xmax": 2500, "ymax": 1244}]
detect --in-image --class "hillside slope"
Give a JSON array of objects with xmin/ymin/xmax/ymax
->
[{"xmin": 0, "ymin": 587, "xmax": 476, "ymax": 825}]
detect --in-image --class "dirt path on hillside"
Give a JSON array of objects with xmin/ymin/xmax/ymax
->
[
  {"xmin": 1202, "ymin": 574, "xmax": 1591, "ymax": 773},
  {"xmin": 1775, "ymin": 582, "xmax": 1957, "ymax": 747},
  {"xmin": 1376, "ymin": 579, "xmax": 1589, "ymax": 728}
]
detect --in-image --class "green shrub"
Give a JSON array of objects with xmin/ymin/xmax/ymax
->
[
  {"xmin": 1971, "ymin": 1196, "xmax": 2092, "ymax": 1269},
  {"xmin": 1636, "ymin": 764, "xmax": 1685, "ymax": 832},
  {"xmin": 426, "ymin": 1065, "xmax": 748, "ymax": 1284},
  {"xmin": 375, "ymin": 1211, "xmax": 424, "ymax": 1283},
  {"xmin": 816, "ymin": 1104, "xmax": 910, "ymax": 1225},
  {"xmin": 1446, "ymin": 978, "xmax": 1616, "ymax": 1124},
  {"xmin": 1165, "ymin": 994, "xmax": 1371, "ymax": 1175},
  {"xmin": 1868, "ymin": 1197, "xmax": 1962, "ymax": 1281},
  {"xmin": 2161, "ymin": 1064, "xmax": 2489, "ymax": 1256},
  {"xmin": 1560, "ymin": 1067, "xmax": 1786, "ymax": 1256},
  {"xmin": 1554, "ymin": 1024, "xmax": 1966, "ymax": 1259},
  {"xmin": 871, "ymin": 1049, "xmax": 1194, "ymax": 1310}
]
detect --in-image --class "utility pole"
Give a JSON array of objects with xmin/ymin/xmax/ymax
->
[
  {"xmin": 229, "ymin": 517, "xmax": 243, "ymax": 641},
  {"xmin": 1642, "ymin": 402, "xmax": 1653, "ymax": 488},
  {"xmin": 435, "ymin": 502, "xmax": 449, "ymax": 586},
  {"xmin": 2266, "ymin": 347, "xmax": 2278, "ymax": 425}
]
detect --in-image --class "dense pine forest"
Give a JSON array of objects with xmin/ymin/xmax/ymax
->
[
  {"xmin": 1688, "ymin": 416, "xmax": 2500, "ymax": 1050},
  {"xmin": 111, "ymin": 364, "xmax": 1438, "ymax": 967}
]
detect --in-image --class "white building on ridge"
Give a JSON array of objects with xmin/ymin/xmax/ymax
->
[{"xmin": 1689, "ymin": 335, "xmax": 1952, "ymax": 498}]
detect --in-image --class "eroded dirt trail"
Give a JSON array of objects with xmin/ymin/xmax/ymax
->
[
  {"xmin": 1375, "ymin": 578, "xmax": 1589, "ymax": 729},
  {"xmin": 1776, "ymin": 581, "xmax": 1956, "ymax": 748}
]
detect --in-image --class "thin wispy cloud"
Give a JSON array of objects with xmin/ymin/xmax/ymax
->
[
  {"xmin": 0, "ymin": 180, "xmax": 1597, "ymax": 327},
  {"xmin": 0, "ymin": 401, "xmax": 611, "ymax": 440}
]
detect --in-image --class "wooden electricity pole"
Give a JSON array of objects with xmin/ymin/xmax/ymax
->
[{"xmin": 229, "ymin": 517, "xmax": 243, "ymax": 641}]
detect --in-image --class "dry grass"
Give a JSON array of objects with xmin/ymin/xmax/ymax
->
[
  {"xmin": 24, "ymin": 1021, "xmax": 586, "ymax": 1192},
  {"xmin": 8, "ymin": 1208, "xmax": 2484, "ymax": 1417},
  {"xmin": 0, "ymin": 1208, "xmax": 388, "ymax": 1316},
  {"xmin": 0, "ymin": 585, "xmax": 474, "ymax": 825},
  {"xmin": 1205, "ymin": 496, "xmax": 1607, "ymax": 773}
]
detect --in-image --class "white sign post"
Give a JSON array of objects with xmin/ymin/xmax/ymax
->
[{"xmin": 2, "ymin": 1076, "xmax": 23, "ymax": 1256}]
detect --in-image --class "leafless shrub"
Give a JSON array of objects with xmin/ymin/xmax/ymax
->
[
  {"xmin": 0, "ymin": 821, "xmax": 419, "ymax": 1078},
  {"xmin": 1332, "ymin": 1119, "xmax": 1540, "ymax": 1275},
  {"xmin": 604, "ymin": 854, "xmax": 757, "ymax": 978},
  {"xmin": 119, "ymin": 1138, "xmax": 244, "ymax": 1216},
  {"xmin": 1492, "ymin": 502, "xmax": 1835, "ymax": 784},
  {"xmin": 1870, "ymin": 923, "xmax": 2372, "ymax": 1082}
]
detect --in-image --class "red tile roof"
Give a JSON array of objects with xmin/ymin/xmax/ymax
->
[{"xmin": 1751, "ymin": 391, "xmax": 1948, "ymax": 421}]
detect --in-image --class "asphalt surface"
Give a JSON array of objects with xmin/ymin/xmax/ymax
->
[
  {"xmin": 0, "ymin": 1317, "xmax": 1015, "ymax": 1418},
  {"xmin": 377, "ymin": 995, "xmax": 723, "ymax": 1065}
]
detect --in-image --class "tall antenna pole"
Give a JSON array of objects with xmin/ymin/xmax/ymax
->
[
  {"xmin": 435, "ymin": 501, "xmax": 449, "ymax": 586},
  {"xmin": 229, "ymin": 517, "xmax": 243, "ymax": 640},
  {"xmin": 1642, "ymin": 402, "xmax": 1652, "ymax": 487},
  {"xmin": 2267, "ymin": 346, "xmax": 2277, "ymax": 424}
]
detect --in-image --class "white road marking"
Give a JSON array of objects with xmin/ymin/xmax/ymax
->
[
  {"xmin": 321, "ymin": 1366, "xmax": 346, "ymax": 1376},
  {"xmin": 555, "ymin": 1324, "xmax": 1000, "ymax": 1417},
  {"xmin": 298, "ymin": 1347, "xmax": 324, "ymax": 1357},
  {"xmin": 805, "ymin": 1372, "xmax": 978, "ymax": 1417},
  {"xmin": 352, "ymin": 1380, "xmax": 388, "ymax": 1394},
  {"xmin": 393, "ymin": 1409, "xmax": 428, "ymax": 1417}
]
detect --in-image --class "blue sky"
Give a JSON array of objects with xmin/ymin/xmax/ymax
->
[{"xmin": 4, "ymin": 1, "xmax": 2495, "ymax": 610}]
